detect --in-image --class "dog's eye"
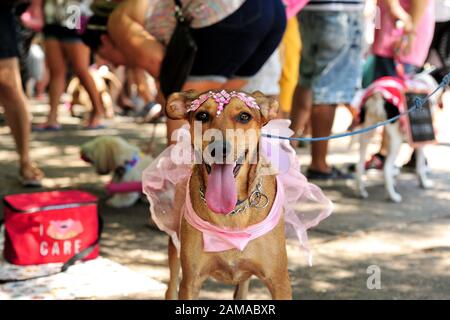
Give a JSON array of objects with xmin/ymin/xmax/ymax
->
[
  {"xmin": 236, "ymin": 112, "xmax": 252, "ymax": 124},
  {"xmin": 195, "ymin": 111, "xmax": 210, "ymax": 123}
]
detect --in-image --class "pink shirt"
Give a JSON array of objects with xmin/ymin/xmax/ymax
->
[{"xmin": 372, "ymin": 0, "xmax": 435, "ymax": 67}]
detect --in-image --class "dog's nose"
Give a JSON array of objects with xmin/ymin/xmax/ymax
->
[{"xmin": 209, "ymin": 140, "xmax": 231, "ymax": 161}]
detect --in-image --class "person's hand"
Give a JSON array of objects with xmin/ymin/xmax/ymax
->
[
  {"xmin": 387, "ymin": 1, "xmax": 413, "ymax": 33},
  {"xmin": 394, "ymin": 31, "xmax": 416, "ymax": 56},
  {"xmin": 386, "ymin": 0, "xmax": 415, "ymax": 57},
  {"xmin": 97, "ymin": 35, "xmax": 128, "ymax": 67}
]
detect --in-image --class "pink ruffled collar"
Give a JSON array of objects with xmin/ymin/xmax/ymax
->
[{"xmin": 183, "ymin": 176, "xmax": 285, "ymax": 252}]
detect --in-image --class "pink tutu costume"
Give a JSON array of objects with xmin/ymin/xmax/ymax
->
[{"xmin": 142, "ymin": 119, "xmax": 333, "ymax": 265}]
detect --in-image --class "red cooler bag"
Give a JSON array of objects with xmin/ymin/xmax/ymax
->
[{"xmin": 3, "ymin": 190, "xmax": 99, "ymax": 265}]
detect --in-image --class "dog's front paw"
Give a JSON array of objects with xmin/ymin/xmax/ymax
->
[
  {"xmin": 388, "ymin": 192, "xmax": 403, "ymax": 203},
  {"xmin": 420, "ymin": 179, "xmax": 434, "ymax": 189}
]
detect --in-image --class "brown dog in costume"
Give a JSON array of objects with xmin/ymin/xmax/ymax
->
[{"xmin": 161, "ymin": 90, "xmax": 292, "ymax": 300}]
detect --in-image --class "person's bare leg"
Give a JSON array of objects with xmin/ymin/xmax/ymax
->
[
  {"xmin": 222, "ymin": 78, "xmax": 248, "ymax": 91},
  {"xmin": 0, "ymin": 58, "xmax": 43, "ymax": 181},
  {"xmin": 45, "ymin": 39, "xmax": 66, "ymax": 126},
  {"xmin": 63, "ymin": 42, "xmax": 105, "ymax": 127},
  {"xmin": 183, "ymin": 79, "xmax": 244, "ymax": 92},
  {"xmin": 310, "ymin": 104, "xmax": 336, "ymax": 172},
  {"xmin": 35, "ymin": 62, "xmax": 49, "ymax": 97},
  {"xmin": 131, "ymin": 68, "xmax": 153, "ymax": 104},
  {"xmin": 290, "ymin": 85, "xmax": 313, "ymax": 136}
]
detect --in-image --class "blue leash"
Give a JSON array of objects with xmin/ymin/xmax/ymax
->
[{"xmin": 262, "ymin": 73, "xmax": 450, "ymax": 142}]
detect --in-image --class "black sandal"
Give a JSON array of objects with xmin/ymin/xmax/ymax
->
[{"xmin": 306, "ymin": 166, "xmax": 353, "ymax": 181}]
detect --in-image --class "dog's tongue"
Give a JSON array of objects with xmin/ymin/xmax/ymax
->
[{"xmin": 205, "ymin": 164, "xmax": 237, "ymax": 215}]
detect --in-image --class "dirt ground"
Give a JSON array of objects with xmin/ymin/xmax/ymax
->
[{"xmin": 1, "ymin": 98, "xmax": 449, "ymax": 299}]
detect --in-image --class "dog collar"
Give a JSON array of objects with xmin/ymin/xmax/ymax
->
[
  {"xmin": 188, "ymin": 90, "xmax": 260, "ymax": 116},
  {"xmin": 124, "ymin": 153, "xmax": 140, "ymax": 171},
  {"xmin": 114, "ymin": 153, "xmax": 140, "ymax": 177},
  {"xmin": 183, "ymin": 176, "xmax": 285, "ymax": 252}
]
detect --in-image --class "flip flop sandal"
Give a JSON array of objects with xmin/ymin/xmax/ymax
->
[
  {"xmin": 32, "ymin": 124, "xmax": 62, "ymax": 132},
  {"xmin": 347, "ymin": 153, "xmax": 385, "ymax": 173},
  {"xmin": 306, "ymin": 166, "xmax": 353, "ymax": 181},
  {"xmin": 365, "ymin": 153, "xmax": 385, "ymax": 170},
  {"xmin": 83, "ymin": 124, "xmax": 107, "ymax": 130},
  {"xmin": 21, "ymin": 178, "xmax": 43, "ymax": 188}
]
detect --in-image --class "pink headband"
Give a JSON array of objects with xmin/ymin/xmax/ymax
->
[{"xmin": 187, "ymin": 90, "xmax": 260, "ymax": 115}]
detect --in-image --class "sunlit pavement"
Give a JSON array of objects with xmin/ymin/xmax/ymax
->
[{"xmin": 1, "ymin": 96, "xmax": 449, "ymax": 299}]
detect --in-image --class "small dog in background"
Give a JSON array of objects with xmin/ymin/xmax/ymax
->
[
  {"xmin": 355, "ymin": 70, "xmax": 444, "ymax": 203},
  {"xmin": 80, "ymin": 136, "xmax": 153, "ymax": 208}
]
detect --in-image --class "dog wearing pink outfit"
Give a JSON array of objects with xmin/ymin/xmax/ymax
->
[{"xmin": 143, "ymin": 90, "xmax": 332, "ymax": 299}]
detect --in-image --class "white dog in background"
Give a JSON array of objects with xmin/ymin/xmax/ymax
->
[
  {"xmin": 80, "ymin": 136, "xmax": 153, "ymax": 208},
  {"xmin": 355, "ymin": 72, "xmax": 442, "ymax": 203}
]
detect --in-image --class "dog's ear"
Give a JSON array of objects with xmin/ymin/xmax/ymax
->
[
  {"xmin": 90, "ymin": 137, "xmax": 118, "ymax": 175},
  {"xmin": 166, "ymin": 90, "xmax": 198, "ymax": 120},
  {"xmin": 252, "ymin": 91, "xmax": 279, "ymax": 124}
]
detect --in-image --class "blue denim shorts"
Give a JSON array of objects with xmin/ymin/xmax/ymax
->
[
  {"xmin": 299, "ymin": 10, "xmax": 363, "ymax": 105},
  {"xmin": 188, "ymin": 0, "xmax": 286, "ymax": 83}
]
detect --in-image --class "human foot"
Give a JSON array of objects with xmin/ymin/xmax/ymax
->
[
  {"xmin": 84, "ymin": 115, "xmax": 106, "ymax": 129},
  {"xmin": 20, "ymin": 163, "xmax": 44, "ymax": 187},
  {"xmin": 32, "ymin": 123, "xmax": 62, "ymax": 131}
]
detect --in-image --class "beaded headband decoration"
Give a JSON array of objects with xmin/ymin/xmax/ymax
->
[{"xmin": 187, "ymin": 90, "xmax": 260, "ymax": 116}]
